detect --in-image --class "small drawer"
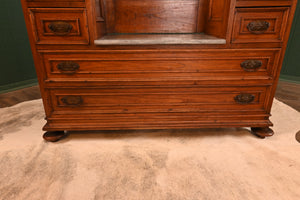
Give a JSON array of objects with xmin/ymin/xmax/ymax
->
[
  {"xmin": 40, "ymin": 49, "xmax": 279, "ymax": 84},
  {"xmin": 232, "ymin": 7, "xmax": 289, "ymax": 44},
  {"xmin": 27, "ymin": 0, "xmax": 84, "ymax": 1},
  {"xmin": 28, "ymin": 8, "xmax": 89, "ymax": 45},
  {"xmin": 26, "ymin": 0, "xmax": 85, "ymax": 8},
  {"xmin": 235, "ymin": 0, "xmax": 293, "ymax": 7},
  {"xmin": 49, "ymin": 87, "xmax": 268, "ymax": 115}
]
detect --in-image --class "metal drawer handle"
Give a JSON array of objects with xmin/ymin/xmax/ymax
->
[
  {"xmin": 247, "ymin": 20, "xmax": 270, "ymax": 34},
  {"xmin": 61, "ymin": 96, "xmax": 83, "ymax": 106},
  {"xmin": 57, "ymin": 62, "xmax": 80, "ymax": 74},
  {"xmin": 48, "ymin": 21, "xmax": 73, "ymax": 36},
  {"xmin": 234, "ymin": 94, "xmax": 255, "ymax": 104},
  {"xmin": 241, "ymin": 60, "xmax": 262, "ymax": 72}
]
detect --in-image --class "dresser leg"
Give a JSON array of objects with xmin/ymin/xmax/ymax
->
[
  {"xmin": 251, "ymin": 127, "xmax": 274, "ymax": 139},
  {"xmin": 43, "ymin": 131, "xmax": 67, "ymax": 142}
]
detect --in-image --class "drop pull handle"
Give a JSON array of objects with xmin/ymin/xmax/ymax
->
[
  {"xmin": 234, "ymin": 94, "xmax": 255, "ymax": 104},
  {"xmin": 247, "ymin": 20, "xmax": 270, "ymax": 34},
  {"xmin": 241, "ymin": 60, "xmax": 262, "ymax": 72},
  {"xmin": 61, "ymin": 96, "xmax": 83, "ymax": 106},
  {"xmin": 57, "ymin": 62, "xmax": 80, "ymax": 74},
  {"xmin": 48, "ymin": 21, "xmax": 73, "ymax": 36}
]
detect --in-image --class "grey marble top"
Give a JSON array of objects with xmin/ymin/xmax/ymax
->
[{"xmin": 94, "ymin": 34, "xmax": 226, "ymax": 45}]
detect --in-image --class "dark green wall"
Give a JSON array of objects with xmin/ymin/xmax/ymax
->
[
  {"xmin": 281, "ymin": 0, "xmax": 300, "ymax": 82},
  {"xmin": 0, "ymin": 0, "xmax": 299, "ymax": 94},
  {"xmin": 0, "ymin": 0, "xmax": 37, "ymax": 94}
]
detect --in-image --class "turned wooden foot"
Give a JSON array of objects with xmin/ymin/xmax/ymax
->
[
  {"xmin": 43, "ymin": 131, "xmax": 67, "ymax": 142},
  {"xmin": 251, "ymin": 127, "xmax": 274, "ymax": 139}
]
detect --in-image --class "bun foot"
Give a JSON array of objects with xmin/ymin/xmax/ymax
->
[
  {"xmin": 43, "ymin": 131, "xmax": 67, "ymax": 142},
  {"xmin": 296, "ymin": 131, "xmax": 300, "ymax": 143},
  {"xmin": 251, "ymin": 127, "xmax": 274, "ymax": 139}
]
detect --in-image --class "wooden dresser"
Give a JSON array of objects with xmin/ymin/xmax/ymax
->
[{"xmin": 21, "ymin": 0, "xmax": 298, "ymax": 142}]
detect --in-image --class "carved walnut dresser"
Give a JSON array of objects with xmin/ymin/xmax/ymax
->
[{"xmin": 21, "ymin": 0, "xmax": 298, "ymax": 142}]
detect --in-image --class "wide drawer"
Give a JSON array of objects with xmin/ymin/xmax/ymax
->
[
  {"xmin": 232, "ymin": 7, "xmax": 290, "ymax": 44},
  {"xmin": 41, "ymin": 49, "xmax": 280, "ymax": 85},
  {"xmin": 49, "ymin": 86, "xmax": 268, "ymax": 115},
  {"xmin": 44, "ymin": 86, "xmax": 271, "ymax": 130},
  {"xmin": 28, "ymin": 8, "xmax": 89, "ymax": 45}
]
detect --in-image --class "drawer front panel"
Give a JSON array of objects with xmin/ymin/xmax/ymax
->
[
  {"xmin": 41, "ymin": 49, "xmax": 280, "ymax": 83},
  {"xmin": 49, "ymin": 87, "xmax": 268, "ymax": 116},
  {"xmin": 29, "ymin": 8, "xmax": 89, "ymax": 45},
  {"xmin": 27, "ymin": 0, "xmax": 84, "ymax": 1},
  {"xmin": 232, "ymin": 7, "xmax": 289, "ymax": 44},
  {"xmin": 26, "ymin": 0, "xmax": 85, "ymax": 8},
  {"xmin": 236, "ymin": 0, "xmax": 293, "ymax": 7}
]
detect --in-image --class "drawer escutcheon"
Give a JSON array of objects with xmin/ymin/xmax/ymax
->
[
  {"xmin": 247, "ymin": 20, "xmax": 270, "ymax": 34},
  {"xmin": 61, "ymin": 96, "xmax": 83, "ymax": 106},
  {"xmin": 57, "ymin": 62, "xmax": 80, "ymax": 74},
  {"xmin": 234, "ymin": 94, "xmax": 255, "ymax": 104},
  {"xmin": 48, "ymin": 21, "xmax": 73, "ymax": 36},
  {"xmin": 240, "ymin": 60, "xmax": 262, "ymax": 72}
]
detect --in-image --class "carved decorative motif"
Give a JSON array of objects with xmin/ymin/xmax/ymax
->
[
  {"xmin": 247, "ymin": 20, "xmax": 270, "ymax": 34},
  {"xmin": 48, "ymin": 21, "xmax": 73, "ymax": 35},
  {"xmin": 234, "ymin": 94, "xmax": 255, "ymax": 104},
  {"xmin": 241, "ymin": 60, "xmax": 263, "ymax": 72},
  {"xmin": 57, "ymin": 62, "xmax": 80, "ymax": 74}
]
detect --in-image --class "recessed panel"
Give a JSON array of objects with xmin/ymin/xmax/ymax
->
[
  {"xmin": 232, "ymin": 7, "xmax": 290, "ymax": 43},
  {"xmin": 29, "ymin": 8, "xmax": 89, "ymax": 45},
  {"xmin": 103, "ymin": 0, "xmax": 200, "ymax": 33}
]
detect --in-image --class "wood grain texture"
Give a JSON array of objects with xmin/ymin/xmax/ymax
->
[
  {"xmin": 26, "ymin": 0, "xmax": 86, "ymax": 8},
  {"xmin": 50, "ymin": 86, "xmax": 266, "ymax": 112},
  {"xmin": 0, "ymin": 85, "xmax": 41, "ymax": 108},
  {"xmin": 103, "ymin": 0, "xmax": 200, "ymax": 34},
  {"xmin": 232, "ymin": 7, "xmax": 290, "ymax": 43},
  {"xmin": 40, "ymin": 49, "xmax": 279, "ymax": 83},
  {"xmin": 28, "ymin": 8, "xmax": 90, "ymax": 45},
  {"xmin": 1, "ymin": 81, "xmax": 299, "ymax": 111},
  {"xmin": 275, "ymin": 81, "xmax": 300, "ymax": 111},
  {"xmin": 236, "ymin": 0, "xmax": 293, "ymax": 7}
]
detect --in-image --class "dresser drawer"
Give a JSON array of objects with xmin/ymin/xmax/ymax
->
[
  {"xmin": 28, "ymin": 8, "xmax": 89, "ymax": 45},
  {"xmin": 26, "ymin": 0, "xmax": 85, "ymax": 7},
  {"xmin": 44, "ymin": 86, "xmax": 271, "ymax": 130},
  {"xmin": 49, "ymin": 86, "xmax": 268, "ymax": 115},
  {"xmin": 27, "ymin": 0, "xmax": 84, "ymax": 1},
  {"xmin": 235, "ymin": 0, "xmax": 293, "ymax": 7},
  {"xmin": 232, "ymin": 7, "xmax": 289, "ymax": 44},
  {"xmin": 41, "ymin": 49, "xmax": 279, "ymax": 85}
]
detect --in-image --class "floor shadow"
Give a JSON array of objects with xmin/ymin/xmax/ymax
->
[{"xmin": 57, "ymin": 127, "xmax": 255, "ymax": 143}]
